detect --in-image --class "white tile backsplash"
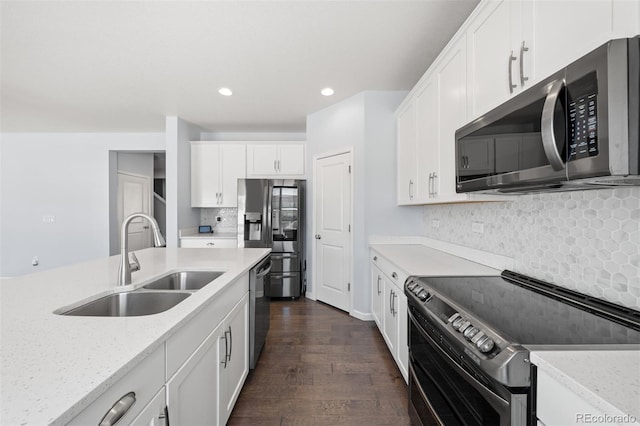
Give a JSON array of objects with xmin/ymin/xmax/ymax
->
[
  {"xmin": 422, "ymin": 187, "xmax": 640, "ymax": 309},
  {"xmin": 200, "ymin": 208, "xmax": 238, "ymax": 234}
]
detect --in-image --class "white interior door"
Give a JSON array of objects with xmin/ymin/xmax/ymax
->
[
  {"xmin": 314, "ymin": 152, "xmax": 352, "ymax": 312},
  {"xmin": 117, "ymin": 172, "xmax": 152, "ymax": 252}
]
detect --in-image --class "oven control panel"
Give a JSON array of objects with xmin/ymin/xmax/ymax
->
[{"xmin": 448, "ymin": 313, "xmax": 495, "ymax": 353}]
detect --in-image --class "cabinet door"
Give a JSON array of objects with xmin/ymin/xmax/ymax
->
[
  {"xmin": 371, "ymin": 264, "xmax": 384, "ymax": 329},
  {"xmin": 191, "ymin": 142, "xmax": 221, "ymax": 207},
  {"xmin": 396, "ymin": 100, "xmax": 417, "ymax": 204},
  {"xmin": 247, "ymin": 144, "xmax": 278, "ymax": 176},
  {"xmin": 523, "ymin": 1, "xmax": 615, "ymax": 86},
  {"xmin": 396, "ymin": 291, "xmax": 408, "ymax": 383},
  {"xmin": 467, "ymin": 0, "xmax": 516, "ymax": 119},
  {"xmin": 415, "ymin": 78, "xmax": 439, "ymax": 202},
  {"xmin": 130, "ymin": 387, "xmax": 166, "ymax": 426},
  {"xmin": 220, "ymin": 294, "xmax": 249, "ymax": 425},
  {"xmin": 382, "ymin": 278, "xmax": 397, "ymax": 354},
  {"xmin": 436, "ymin": 35, "xmax": 468, "ymax": 200},
  {"xmin": 278, "ymin": 144, "xmax": 305, "ymax": 175},
  {"xmin": 219, "ymin": 144, "xmax": 246, "ymax": 207},
  {"xmin": 166, "ymin": 322, "xmax": 223, "ymax": 426}
]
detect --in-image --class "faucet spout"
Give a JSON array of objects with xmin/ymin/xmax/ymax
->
[{"xmin": 118, "ymin": 213, "xmax": 165, "ymax": 286}]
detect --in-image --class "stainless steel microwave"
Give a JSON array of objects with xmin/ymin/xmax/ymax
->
[{"xmin": 455, "ymin": 37, "xmax": 639, "ymax": 194}]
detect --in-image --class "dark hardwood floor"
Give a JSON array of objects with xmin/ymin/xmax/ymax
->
[{"xmin": 228, "ymin": 297, "xmax": 411, "ymax": 426}]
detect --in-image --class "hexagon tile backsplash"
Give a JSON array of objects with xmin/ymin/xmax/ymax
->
[{"xmin": 423, "ymin": 187, "xmax": 640, "ymax": 309}]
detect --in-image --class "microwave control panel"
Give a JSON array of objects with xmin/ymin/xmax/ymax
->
[{"xmin": 568, "ymin": 93, "xmax": 598, "ymax": 161}]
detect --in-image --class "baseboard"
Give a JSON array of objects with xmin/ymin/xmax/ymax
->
[{"xmin": 350, "ymin": 309, "xmax": 374, "ymax": 321}]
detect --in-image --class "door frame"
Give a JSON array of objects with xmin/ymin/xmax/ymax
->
[
  {"xmin": 309, "ymin": 147, "xmax": 354, "ymax": 315},
  {"xmin": 116, "ymin": 170, "xmax": 153, "ymax": 251}
]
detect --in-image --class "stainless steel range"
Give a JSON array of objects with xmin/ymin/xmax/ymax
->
[{"xmin": 405, "ymin": 271, "xmax": 640, "ymax": 426}]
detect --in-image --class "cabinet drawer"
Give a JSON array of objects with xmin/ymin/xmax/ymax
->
[
  {"xmin": 180, "ymin": 238, "xmax": 237, "ymax": 248},
  {"xmin": 68, "ymin": 345, "xmax": 164, "ymax": 426},
  {"xmin": 166, "ymin": 274, "xmax": 248, "ymax": 379},
  {"xmin": 371, "ymin": 251, "xmax": 409, "ymax": 289},
  {"xmin": 269, "ymin": 273, "xmax": 300, "ymax": 297},
  {"xmin": 270, "ymin": 253, "xmax": 299, "ymax": 272}
]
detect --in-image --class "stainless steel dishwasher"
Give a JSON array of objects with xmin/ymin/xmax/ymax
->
[{"xmin": 249, "ymin": 255, "xmax": 271, "ymax": 369}]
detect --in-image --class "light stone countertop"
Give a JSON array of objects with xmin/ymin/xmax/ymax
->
[
  {"xmin": 531, "ymin": 351, "xmax": 640, "ymax": 422},
  {"xmin": 0, "ymin": 247, "xmax": 269, "ymax": 425},
  {"xmin": 369, "ymin": 243, "xmax": 502, "ymax": 276}
]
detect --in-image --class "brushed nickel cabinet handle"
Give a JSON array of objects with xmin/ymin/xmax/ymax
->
[
  {"xmin": 520, "ymin": 41, "xmax": 529, "ymax": 86},
  {"xmin": 508, "ymin": 50, "xmax": 517, "ymax": 93},
  {"xmin": 99, "ymin": 392, "xmax": 136, "ymax": 426}
]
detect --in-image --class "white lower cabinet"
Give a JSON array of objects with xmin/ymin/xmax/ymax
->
[
  {"xmin": 167, "ymin": 322, "xmax": 223, "ymax": 425},
  {"xmin": 219, "ymin": 293, "xmax": 249, "ymax": 425},
  {"xmin": 371, "ymin": 250, "xmax": 409, "ymax": 383},
  {"xmin": 68, "ymin": 346, "xmax": 165, "ymax": 426},
  {"xmin": 180, "ymin": 237, "xmax": 238, "ymax": 248},
  {"xmin": 371, "ymin": 263, "xmax": 384, "ymax": 328}
]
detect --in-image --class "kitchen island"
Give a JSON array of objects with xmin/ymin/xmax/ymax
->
[{"xmin": 0, "ymin": 247, "xmax": 269, "ymax": 425}]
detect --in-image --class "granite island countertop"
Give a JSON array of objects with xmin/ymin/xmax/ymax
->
[{"xmin": 0, "ymin": 247, "xmax": 269, "ymax": 425}]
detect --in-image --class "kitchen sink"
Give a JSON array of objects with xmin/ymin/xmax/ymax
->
[
  {"xmin": 142, "ymin": 270, "xmax": 224, "ymax": 291},
  {"xmin": 60, "ymin": 291, "xmax": 191, "ymax": 317}
]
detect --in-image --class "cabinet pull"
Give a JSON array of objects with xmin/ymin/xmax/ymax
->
[
  {"xmin": 392, "ymin": 292, "xmax": 397, "ymax": 317},
  {"xmin": 221, "ymin": 331, "xmax": 229, "ymax": 368},
  {"xmin": 377, "ymin": 276, "xmax": 381, "ymax": 295},
  {"xmin": 433, "ymin": 173, "xmax": 438, "ymax": 197},
  {"xmin": 519, "ymin": 41, "xmax": 529, "ymax": 87},
  {"xmin": 227, "ymin": 325, "xmax": 233, "ymax": 361},
  {"xmin": 206, "ymin": 242, "xmax": 215, "ymax": 246},
  {"xmin": 159, "ymin": 406, "xmax": 170, "ymax": 426},
  {"xmin": 99, "ymin": 392, "xmax": 136, "ymax": 426},
  {"xmin": 508, "ymin": 50, "xmax": 517, "ymax": 93},
  {"xmin": 277, "ymin": 160, "xmax": 281, "ymax": 172},
  {"xmin": 409, "ymin": 179, "xmax": 414, "ymax": 200},
  {"xmin": 389, "ymin": 290, "xmax": 393, "ymax": 314},
  {"xmin": 274, "ymin": 160, "xmax": 277, "ymax": 172}
]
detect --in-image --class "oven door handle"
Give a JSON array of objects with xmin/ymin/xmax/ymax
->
[{"xmin": 412, "ymin": 312, "xmax": 510, "ymax": 413}]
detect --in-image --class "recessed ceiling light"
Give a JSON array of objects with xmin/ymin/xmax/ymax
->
[
  {"xmin": 218, "ymin": 87, "xmax": 233, "ymax": 96},
  {"xmin": 321, "ymin": 87, "xmax": 334, "ymax": 96}
]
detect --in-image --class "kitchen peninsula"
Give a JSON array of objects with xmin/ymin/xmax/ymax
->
[{"xmin": 0, "ymin": 247, "xmax": 269, "ymax": 425}]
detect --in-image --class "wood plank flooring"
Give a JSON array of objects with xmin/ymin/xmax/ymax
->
[{"xmin": 228, "ymin": 297, "xmax": 411, "ymax": 426}]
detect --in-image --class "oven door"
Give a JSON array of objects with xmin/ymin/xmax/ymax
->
[{"xmin": 408, "ymin": 312, "xmax": 526, "ymax": 426}]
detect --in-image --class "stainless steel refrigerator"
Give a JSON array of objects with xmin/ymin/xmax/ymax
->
[{"xmin": 237, "ymin": 179, "xmax": 305, "ymax": 298}]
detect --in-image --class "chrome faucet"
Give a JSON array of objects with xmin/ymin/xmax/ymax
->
[{"xmin": 118, "ymin": 213, "xmax": 166, "ymax": 286}]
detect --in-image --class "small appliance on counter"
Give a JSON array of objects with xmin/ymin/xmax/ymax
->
[{"xmin": 237, "ymin": 179, "xmax": 305, "ymax": 298}]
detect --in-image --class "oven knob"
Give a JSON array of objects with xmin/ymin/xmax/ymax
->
[
  {"xmin": 458, "ymin": 321, "xmax": 471, "ymax": 333},
  {"xmin": 417, "ymin": 290, "xmax": 430, "ymax": 301},
  {"xmin": 476, "ymin": 336, "xmax": 495, "ymax": 353},
  {"xmin": 470, "ymin": 331, "xmax": 485, "ymax": 344},
  {"xmin": 452, "ymin": 317, "xmax": 465, "ymax": 330},
  {"xmin": 463, "ymin": 327, "xmax": 479, "ymax": 340},
  {"xmin": 447, "ymin": 313, "xmax": 461, "ymax": 323}
]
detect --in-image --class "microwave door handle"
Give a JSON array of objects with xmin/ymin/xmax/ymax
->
[{"xmin": 541, "ymin": 79, "xmax": 566, "ymax": 171}]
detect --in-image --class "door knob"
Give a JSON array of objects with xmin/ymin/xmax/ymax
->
[{"xmin": 315, "ymin": 234, "xmax": 321, "ymax": 239}]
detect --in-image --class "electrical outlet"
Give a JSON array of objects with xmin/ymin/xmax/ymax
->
[
  {"xmin": 42, "ymin": 215, "xmax": 55, "ymax": 223},
  {"xmin": 215, "ymin": 216, "xmax": 222, "ymax": 222},
  {"xmin": 472, "ymin": 221, "xmax": 484, "ymax": 234},
  {"xmin": 431, "ymin": 219, "xmax": 440, "ymax": 229},
  {"xmin": 32, "ymin": 256, "xmax": 39, "ymax": 266}
]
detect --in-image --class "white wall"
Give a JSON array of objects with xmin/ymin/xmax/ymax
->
[
  {"xmin": 306, "ymin": 91, "xmax": 423, "ymax": 316},
  {"xmin": 165, "ymin": 117, "xmax": 206, "ymax": 248},
  {"xmin": 0, "ymin": 133, "xmax": 165, "ymax": 276}
]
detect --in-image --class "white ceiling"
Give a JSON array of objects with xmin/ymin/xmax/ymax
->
[{"xmin": 1, "ymin": 1, "xmax": 479, "ymax": 133}]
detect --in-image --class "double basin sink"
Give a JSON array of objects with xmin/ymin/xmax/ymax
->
[{"xmin": 59, "ymin": 270, "xmax": 224, "ymax": 317}]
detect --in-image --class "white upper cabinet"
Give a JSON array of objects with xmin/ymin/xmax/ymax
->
[
  {"xmin": 467, "ymin": 0, "xmax": 522, "ymax": 119},
  {"xmin": 467, "ymin": 0, "xmax": 639, "ymax": 121},
  {"xmin": 246, "ymin": 143, "xmax": 305, "ymax": 178},
  {"xmin": 396, "ymin": 100, "xmax": 418, "ymax": 204},
  {"xmin": 191, "ymin": 142, "xmax": 245, "ymax": 208}
]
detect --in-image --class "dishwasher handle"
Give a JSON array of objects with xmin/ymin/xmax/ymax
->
[{"xmin": 256, "ymin": 260, "xmax": 272, "ymax": 278}]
